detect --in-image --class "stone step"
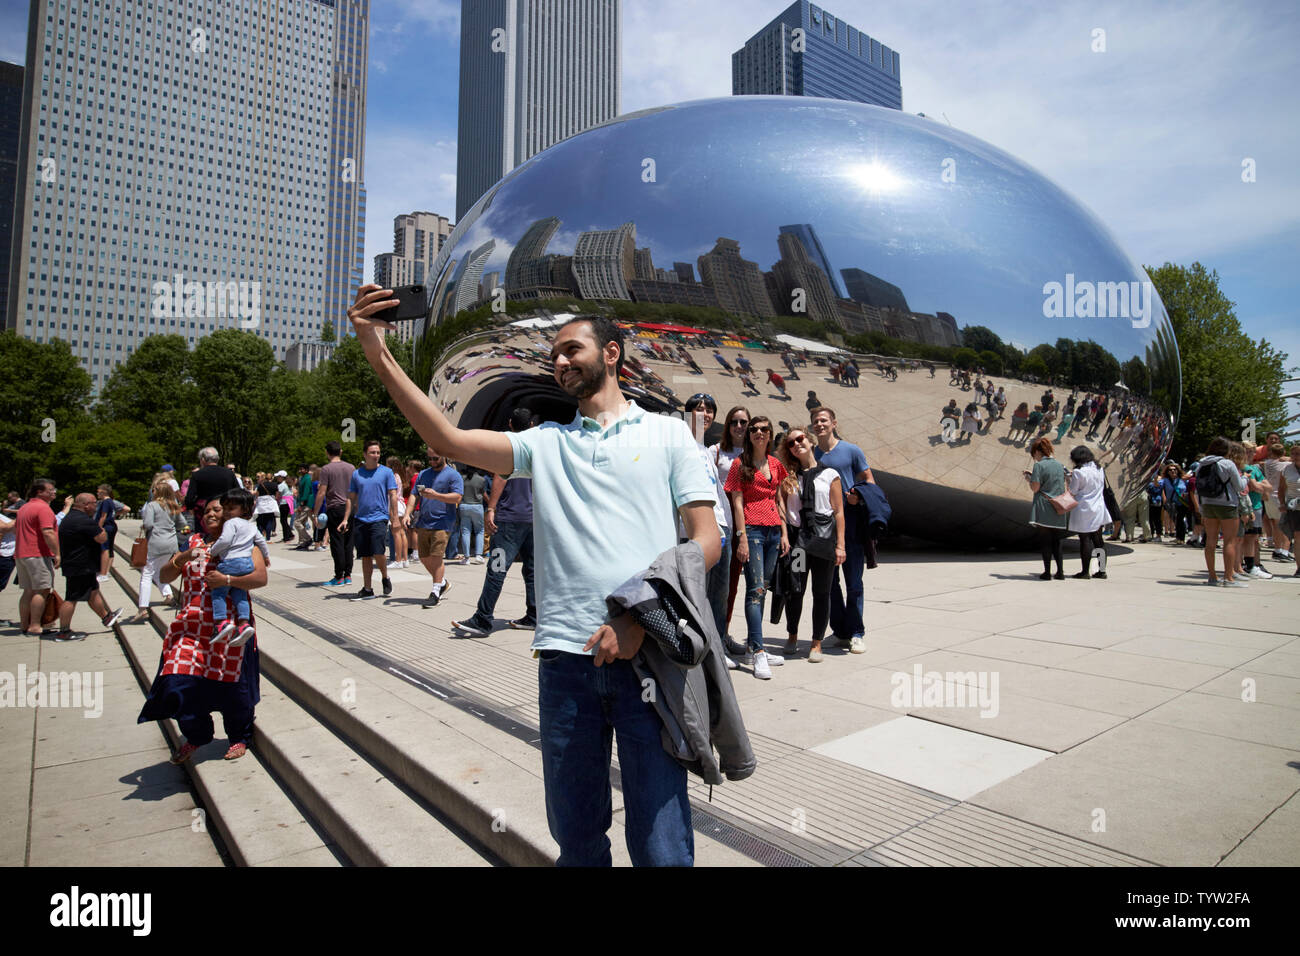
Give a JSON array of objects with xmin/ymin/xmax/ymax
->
[{"xmin": 107, "ymin": 563, "xmax": 344, "ymax": 866}]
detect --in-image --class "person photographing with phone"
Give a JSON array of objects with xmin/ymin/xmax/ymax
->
[{"xmin": 346, "ymin": 283, "xmax": 722, "ymax": 866}]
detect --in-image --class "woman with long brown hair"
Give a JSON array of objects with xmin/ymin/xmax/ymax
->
[
  {"xmin": 724, "ymin": 414, "xmax": 789, "ymax": 679},
  {"xmin": 708, "ymin": 405, "xmax": 753, "ymax": 658},
  {"xmin": 386, "ymin": 455, "xmax": 410, "ymax": 568},
  {"xmin": 777, "ymin": 426, "xmax": 845, "ymax": 661}
]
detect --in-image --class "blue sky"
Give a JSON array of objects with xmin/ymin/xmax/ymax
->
[{"xmin": 4, "ymin": 0, "xmax": 1297, "ymax": 405}]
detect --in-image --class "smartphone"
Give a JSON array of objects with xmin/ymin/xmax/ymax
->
[{"xmin": 373, "ymin": 284, "xmax": 427, "ymax": 323}]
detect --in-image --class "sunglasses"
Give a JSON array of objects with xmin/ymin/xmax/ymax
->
[
  {"xmin": 686, "ymin": 393, "xmax": 716, "ymax": 411},
  {"xmin": 786, "ymin": 435, "xmax": 807, "ymax": 448},
  {"xmin": 749, "ymin": 425, "xmax": 771, "ymax": 434},
  {"xmin": 730, "ymin": 418, "xmax": 749, "ymax": 427}
]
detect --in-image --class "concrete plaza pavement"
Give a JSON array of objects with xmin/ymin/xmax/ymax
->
[{"xmin": 4, "ymin": 522, "xmax": 1297, "ymax": 866}]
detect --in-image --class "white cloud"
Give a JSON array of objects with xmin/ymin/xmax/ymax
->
[{"xmin": 362, "ymin": 130, "xmax": 457, "ymax": 280}]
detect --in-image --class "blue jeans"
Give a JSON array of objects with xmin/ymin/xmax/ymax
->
[
  {"xmin": 444, "ymin": 512, "xmax": 461, "ymax": 559},
  {"xmin": 538, "ymin": 650, "xmax": 693, "ymax": 866},
  {"xmin": 211, "ymin": 556, "xmax": 254, "ymax": 621},
  {"xmin": 742, "ymin": 525, "xmax": 782, "ymax": 651},
  {"xmin": 705, "ymin": 535, "xmax": 731, "ymax": 644},
  {"xmin": 466, "ymin": 520, "xmax": 536, "ymax": 630},
  {"xmin": 458, "ymin": 504, "xmax": 485, "ymax": 557},
  {"xmin": 829, "ymin": 506, "xmax": 865, "ymax": 640}
]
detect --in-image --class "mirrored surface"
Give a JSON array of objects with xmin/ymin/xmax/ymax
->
[{"xmin": 417, "ymin": 97, "xmax": 1180, "ymax": 547}]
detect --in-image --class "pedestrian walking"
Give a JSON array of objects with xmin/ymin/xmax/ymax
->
[
  {"xmin": 55, "ymin": 493, "xmax": 124, "ymax": 640},
  {"xmin": 15, "ymin": 479, "xmax": 60, "ymax": 636},
  {"xmin": 408, "ymin": 445, "xmax": 463, "ymax": 606},
  {"xmin": 128, "ymin": 478, "xmax": 187, "ymax": 622},
  {"xmin": 341, "ymin": 440, "xmax": 400, "ymax": 601},
  {"xmin": 318, "ymin": 441, "xmax": 356, "ymax": 586}
]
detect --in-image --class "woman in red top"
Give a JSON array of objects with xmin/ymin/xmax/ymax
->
[{"xmin": 725, "ymin": 414, "xmax": 789, "ymax": 679}]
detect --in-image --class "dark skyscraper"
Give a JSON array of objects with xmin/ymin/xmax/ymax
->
[
  {"xmin": 779, "ymin": 224, "xmax": 843, "ymax": 298},
  {"xmin": 732, "ymin": 1, "xmax": 902, "ymax": 109},
  {"xmin": 0, "ymin": 61, "xmax": 21, "ymax": 330},
  {"xmin": 842, "ymin": 267, "xmax": 911, "ymax": 312}
]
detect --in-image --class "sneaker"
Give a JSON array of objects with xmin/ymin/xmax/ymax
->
[
  {"xmin": 1273, "ymin": 550, "xmax": 1293, "ymax": 561},
  {"xmin": 723, "ymin": 654, "xmax": 740, "ymax": 670},
  {"xmin": 437, "ymin": 580, "xmax": 450, "ymax": 600},
  {"xmin": 96, "ymin": 574, "xmax": 109, "ymax": 583},
  {"xmin": 753, "ymin": 651, "xmax": 772, "ymax": 680},
  {"xmin": 101, "ymin": 608, "xmax": 124, "ymax": 628},
  {"xmin": 51, "ymin": 630, "xmax": 88, "ymax": 642},
  {"xmin": 808, "ymin": 646, "xmax": 824, "ymax": 663},
  {"xmin": 1204, "ymin": 578, "xmax": 1220, "ymax": 586},
  {"xmin": 472, "ymin": 555, "xmax": 487, "ymax": 564},
  {"xmin": 1093, "ymin": 571, "xmax": 1108, "ymax": 579},
  {"xmin": 323, "ymin": 577, "xmax": 342, "ymax": 586},
  {"xmin": 451, "ymin": 618, "xmax": 489, "ymax": 637},
  {"xmin": 1249, "ymin": 566, "xmax": 1273, "ymax": 579},
  {"xmin": 1221, "ymin": 579, "xmax": 1249, "ymax": 588},
  {"xmin": 422, "ymin": 590, "xmax": 442, "ymax": 608},
  {"xmin": 382, "ymin": 577, "xmax": 393, "ymax": 596},
  {"xmin": 350, "ymin": 587, "xmax": 375, "ymax": 601},
  {"xmin": 849, "ymin": 636, "xmax": 866, "ymax": 654},
  {"xmin": 227, "ymin": 622, "xmax": 256, "ymax": 647},
  {"xmin": 509, "ymin": 616, "xmax": 537, "ymax": 630},
  {"xmin": 213, "ymin": 619, "xmax": 237, "ymax": 641},
  {"xmin": 343, "ymin": 576, "xmax": 353, "ymax": 585}
]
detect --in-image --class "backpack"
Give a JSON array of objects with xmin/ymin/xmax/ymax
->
[{"xmin": 1195, "ymin": 458, "xmax": 1231, "ymax": 502}]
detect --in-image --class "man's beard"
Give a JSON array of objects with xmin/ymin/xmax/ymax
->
[{"xmin": 559, "ymin": 361, "xmax": 605, "ymax": 399}]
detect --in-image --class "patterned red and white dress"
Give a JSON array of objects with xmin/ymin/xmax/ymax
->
[{"xmin": 158, "ymin": 533, "xmax": 254, "ymax": 681}]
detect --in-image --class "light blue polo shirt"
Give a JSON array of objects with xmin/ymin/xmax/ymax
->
[{"xmin": 507, "ymin": 402, "xmax": 715, "ymax": 653}]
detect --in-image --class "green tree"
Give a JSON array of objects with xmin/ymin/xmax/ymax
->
[
  {"xmin": 1121, "ymin": 356, "xmax": 1150, "ymax": 395},
  {"xmin": 961, "ymin": 325, "xmax": 1004, "ymax": 354},
  {"xmin": 952, "ymin": 347, "xmax": 978, "ymax": 370},
  {"xmin": 190, "ymin": 329, "xmax": 280, "ymax": 473},
  {"xmin": 320, "ymin": 317, "xmax": 337, "ymax": 344},
  {"xmin": 0, "ymin": 332, "xmax": 92, "ymax": 495},
  {"xmin": 977, "ymin": 350, "xmax": 1004, "ymax": 375},
  {"xmin": 43, "ymin": 420, "xmax": 166, "ymax": 510},
  {"xmin": 96, "ymin": 334, "xmax": 198, "ymax": 469},
  {"xmin": 1146, "ymin": 261, "xmax": 1289, "ymax": 459},
  {"xmin": 1021, "ymin": 354, "xmax": 1050, "ymax": 381}
]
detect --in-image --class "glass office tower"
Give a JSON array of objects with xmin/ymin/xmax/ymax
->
[{"xmin": 732, "ymin": 1, "xmax": 902, "ymax": 110}]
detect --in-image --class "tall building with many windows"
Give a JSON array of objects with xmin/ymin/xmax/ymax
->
[
  {"xmin": 732, "ymin": 1, "xmax": 902, "ymax": 109},
  {"xmin": 374, "ymin": 211, "xmax": 452, "ymax": 289},
  {"xmin": 456, "ymin": 0, "xmax": 621, "ymax": 219},
  {"xmin": 6, "ymin": 0, "xmax": 368, "ymax": 392},
  {"xmin": 0, "ymin": 62, "xmax": 23, "ymax": 331},
  {"xmin": 322, "ymin": 0, "xmax": 370, "ymax": 342}
]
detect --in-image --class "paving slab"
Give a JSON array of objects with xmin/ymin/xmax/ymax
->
[{"xmin": 1218, "ymin": 793, "xmax": 1300, "ymax": 867}]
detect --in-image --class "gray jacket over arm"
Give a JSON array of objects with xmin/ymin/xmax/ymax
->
[{"xmin": 606, "ymin": 540, "xmax": 756, "ymax": 785}]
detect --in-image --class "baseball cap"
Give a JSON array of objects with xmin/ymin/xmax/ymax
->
[
  {"xmin": 274, "ymin": 469, "xmax": 287, "ymax": 477},
  {"xmin": 161, "ymin": 464, "xmax": 174, "ymax": 471},
  {"xmin": 684, "ymin": 392, "xmax": 716, "ymax": 413}
]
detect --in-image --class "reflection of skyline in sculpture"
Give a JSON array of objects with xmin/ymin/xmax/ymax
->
[
  {"xmin": 489, "ymin": 213, "xmax": 967, "ymax": 351},
  {"xmin": 419, "ymin": 97, "xmax": 1180, "ymax": 546}
]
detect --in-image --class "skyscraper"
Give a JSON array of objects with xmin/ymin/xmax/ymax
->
[
  {"xmin": 732, "ymin": 1, "xmax": 902, "ymax": 110},
  {"xmin": 771, "ymin": 232, "xmax": 840, "ymax": 327},
  {"xmin": 572, "ymin": 222, "xmax": 635, "ymax": 301},
  {"xmin": 6, "ymin": 0, "xmax": 368, "ymax": 392},
  {"xmin": 841, "ymin": 267, "xmax": 911, "ymax": 312},
  {"xmin": 375, "ymin": 212, "xmax": 453, "ymax": 288},
  {"xmin": 0, "ymin": 62, "xmax": 22, "ymax": 331},
  {"xmin": 779, "ymin": 224, "xmax": 843, "ymax": 297},
  {"xmin": 456, "ymin": 0, "xmax": 621, "ymax": 220},
  {"xmin": 322, "ymin": 0, "xmax": 370, "ymax": 342},
  {"xmin": 698, "ymin": 238, "xmax": 776, "ymax": 318}
]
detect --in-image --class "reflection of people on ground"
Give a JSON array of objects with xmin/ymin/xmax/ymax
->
[
  {"xmin": 993, "ymin": 386, "xmax": 1007, "ymax": 419},
  {"xmin": 1054, "ymin": 410, "xmax": 1074, "ymax": 443},
  {"xmin": 940, "ymin": 399, "xmax": 961, "ymax": 443},
  {"xmin": 959, "ymin": 403, "xmax": 982, "ymax": 442},
  {"xmin": 735, "ymin": 353, "xmax": 753, "ymax": 374},
  {"xmin": 738, "ymin": 372, "xmax": 759, "ymax": 396},
  {"xmin": 844, "ymin": 360, "xmax": 860, "ymax": 387},
  {"xmin": 1007, "ymin": 402, "xmax": 1031, "ymax": 442},
  {"xmin": 805, "ymin": 390, "xmax": 821, "ymax": 413},
  {"xmin": 714, "ymin": 351, "xmax": 734, "ymax": 375},
  {"xmin": 766, "ymin": 369, "xmax": 789, "ymax": 399},
  {"xmin": 782, "ymin": 350, "xmax": 800, "ymax": 380}
]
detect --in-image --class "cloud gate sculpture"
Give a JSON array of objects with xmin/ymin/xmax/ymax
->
[{"xmin": 415, "ymin": 97, "xmax": 1179, "ymax": 547}]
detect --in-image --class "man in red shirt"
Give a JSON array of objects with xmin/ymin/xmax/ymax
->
[
  {"xmin": 766, "ymin": 368, "xmax": 789, "ymax": 400},
  {"xmin": 15, "ymin": 479, "xmax": 61, "ymax": 635}
]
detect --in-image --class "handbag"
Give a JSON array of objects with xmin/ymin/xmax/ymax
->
[
  {"xmin": 129, "ymin": 535, "xmax": 149, "ymax": 569},
  {"xmin": 797, "ymin": 466, "xmax": 837, "ymax": 561},
  {"xmin": 41, "ymin": 591, "xmax": 62, "ymax": 627},
  {"xmin": 1049, "ymin": 489, "xmax": 1078, "ymax": 515}
]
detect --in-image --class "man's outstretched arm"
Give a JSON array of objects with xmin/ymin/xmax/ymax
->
[{"xmin": 349, "ymin": 285, "xmax": 515, "ymax": 476}]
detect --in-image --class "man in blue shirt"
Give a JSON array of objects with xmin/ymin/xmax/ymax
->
[
  {"xmin": 810, "ymin": 406, "xmax": 874, "ymax": 653},
  {"xmin": 340, "ymin": 440, "xmax": 399, "ymax": 600},
  {"xmin": 348, "ymin": 284, "xmax": 720, "ymax": 866},
  {"xmin": 452, "ymin": 407, "xmax": 537, "ymax": 633},
  {"xmin": 408, "ymin": 445, "xmax": 464, "ymax": 607}
]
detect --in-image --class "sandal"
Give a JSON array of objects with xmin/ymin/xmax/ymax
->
[
  {"xmin": 783, "ymin": 638, "xmax": 799, "ymax": 657},
  {"xmin": 223, "ymin": 742, "xmax": 247, "ymax": 760},
  {"xmin": 170, "ymin": 741, "xmax": 199, "ymax": 765}
]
